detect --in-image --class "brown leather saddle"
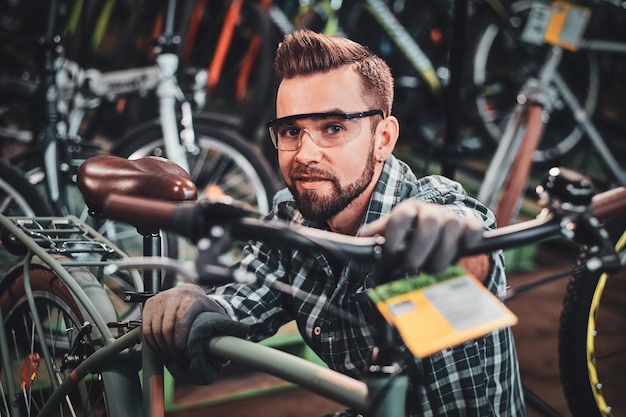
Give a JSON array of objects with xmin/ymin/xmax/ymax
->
[{"xmin": 77, "ymin": 155, "xmax": 198, "ymax": 218}]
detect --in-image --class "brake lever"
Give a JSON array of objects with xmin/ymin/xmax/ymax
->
[{"xmin": 574, "ymin": 211, "xmax": 622, "ymax": 273}]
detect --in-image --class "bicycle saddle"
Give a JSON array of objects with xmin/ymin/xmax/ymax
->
[{"xmin": 77, "ymin": 155, "xmax": 197, "ymax": 217}]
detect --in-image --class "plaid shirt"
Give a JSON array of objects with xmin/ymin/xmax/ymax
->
[{"xmin": 209, "ymin": 155, "xmax": 526, "ymax": 416}]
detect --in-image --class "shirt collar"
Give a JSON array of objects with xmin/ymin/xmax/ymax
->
[{"xmin": 359, "ymin": 154, "xmax": 419, "ymax": 229}]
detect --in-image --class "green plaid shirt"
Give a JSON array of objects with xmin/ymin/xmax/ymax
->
[{"xmin": 209, "ymin": 155, "xmax": 525, "ymax": 416}]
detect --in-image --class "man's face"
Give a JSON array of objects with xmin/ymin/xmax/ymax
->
[{"xmin": 274, "ymin": 67, "xmax": 379, "ymax": 222}]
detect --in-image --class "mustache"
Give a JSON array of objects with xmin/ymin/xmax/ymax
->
[{"xmin": 289, "ymin": 165, "xmax": 335, "ymax": 180}]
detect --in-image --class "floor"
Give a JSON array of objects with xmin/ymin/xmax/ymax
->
[{"xmin": 167, "ymin": 245, "xmax": 580, "ymax": 417}]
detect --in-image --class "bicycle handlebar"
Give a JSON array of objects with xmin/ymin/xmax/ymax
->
[{"xmin": 103, "ymin": 185, "xmax": 626, "ymax": 265}]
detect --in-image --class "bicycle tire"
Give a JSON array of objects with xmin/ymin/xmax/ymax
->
[
  {"xmin": 0, "ymin": 158, "xmax": 54, "ymax": 278},
  {"xmin": 468, "ymin": 0, "xmax": 600, "ymax": 163},
  {"xmin": 0, "ymin": 158, "xmax": 52, "ymax": 218},
  {"xmin": 558, "ymin": 218, "xmax": 626, "ymax": 417},
  {"xmin": 0, "ymin": 266, "xmax": 111, "ymax": 417},
  {"xmin": 112, "ymin": 117, "xmax": 280, "ymax": 270}
]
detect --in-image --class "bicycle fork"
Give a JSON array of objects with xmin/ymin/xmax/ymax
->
[
  {"xmin": 156, "ymin": 52, "xmax": 197, "ymax": 174},
  {"xmin": 155, "ymin": 0, "xmax": 202, "ymax": 175}
]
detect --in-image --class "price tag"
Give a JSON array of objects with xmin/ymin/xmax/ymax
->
[
  {"xmin": 369, "ymin": 266, "xmax": 517, "ymax": 358},
  {"xmin": 522, "ymin": 2, "xmax": 553, "ymax": 46},
  {"xmin": 544, "ymin": 1, "xmax": 590, "ymax": 50},
  {"xmin": 521, "ymin": 1, "xmax": 590, "ymax": 51}
]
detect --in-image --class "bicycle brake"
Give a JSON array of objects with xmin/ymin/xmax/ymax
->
[
  {"xmin": 537, "ymin": 167, "xmax": 622, "ymax": 273},
  {"xmin": 61, "ymin": 322, "xmax": 95, "ymax": 372}
]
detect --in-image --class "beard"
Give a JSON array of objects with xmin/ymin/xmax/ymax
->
[{"xmin": 287, "ymin": 143, "xmax": 376, "ymax": 222}]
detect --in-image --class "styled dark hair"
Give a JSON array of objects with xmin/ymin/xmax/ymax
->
[{"xmin": 273, "ymin": 29, "xmax": 394, "ymax": 117}]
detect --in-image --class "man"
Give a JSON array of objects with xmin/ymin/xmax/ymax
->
[{"xmin": 143, "ymin": 29, "xmax": 525, "ymax": 416}]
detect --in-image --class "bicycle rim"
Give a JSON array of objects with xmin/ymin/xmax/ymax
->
[
  {"xmin": 114, "ymin": 119, "xmax": 279, "ymax": 268},
  {"xmin": 470, "ymin": 0, "xmax": 600, "ymax": 163},
  {"xmin": 558, "ymin": 222, "xmax": 626, "ymax": 416},
  {"xmin": 0, "ymin": 268, "xmax": 109, "ymax": 417}
]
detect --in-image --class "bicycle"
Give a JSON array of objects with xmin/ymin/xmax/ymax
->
[
  {"xmin": 0, "ymin": 0, "xmax": 280, "ymax": 266},
  {"xmin": 1, "ymin": 154, "xmax": 624, "ymax": 416},
  {"xmin": 471, "ymin": 0, "xmax": 626, "ymax": 226}
]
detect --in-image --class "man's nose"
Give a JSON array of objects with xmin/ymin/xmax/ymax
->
[
  {"xmin": 294, "ymin": 129, "xmax": 323, "ymax": 162},
  {"xmin": 300, "ymin": 129, "xmax": 319, "ymax": 147}
]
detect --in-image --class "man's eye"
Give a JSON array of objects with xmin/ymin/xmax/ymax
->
[
  {"xmin": 279, "ymin": 127, "xmax": 300, "ymax": 138},
  {"xmin": 324, "ymin": 124, "xmax": 344, "ymax": 135}
]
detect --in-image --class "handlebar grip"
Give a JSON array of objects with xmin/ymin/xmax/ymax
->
[
  {"xmin": 592, "ymin": 186, "xmax": 626, "ymax": 222},
  {"xmin": 103, "ymin": 194, "xmax": 247, "ymax": 242},
  {"xmin": 104, "ymin": 194, "xmax": 190, "ymax": 232}
]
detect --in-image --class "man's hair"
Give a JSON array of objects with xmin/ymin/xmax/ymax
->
[{"xmin": 273, "ymin": 29, "xmax": 394, "ymax": 117}]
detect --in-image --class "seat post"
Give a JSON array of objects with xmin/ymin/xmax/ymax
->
[
  {"xmin": 77, "ymin": 155, "xmax": 198, "ymax": 294},
  {"xmin": 141, "ymin": 228, "xmax": 163, "ymax": 293}
]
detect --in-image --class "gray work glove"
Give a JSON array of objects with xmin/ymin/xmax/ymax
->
[
  {"xmin": 142, "ymin": 284, "xmax": 249, "ymax": 385},
  {"xmin": 359, "ymin": 200, "xmax": 484, "ymax": 273}
]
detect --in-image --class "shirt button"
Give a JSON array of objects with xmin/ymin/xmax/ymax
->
[{"xmin": 313, "ymin": 326, "xmax": 322, "ymax": 336}]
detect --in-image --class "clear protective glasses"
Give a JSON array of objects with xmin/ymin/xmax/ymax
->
[{"xmin": 266, "ymin": 110, "xmax": 384, "ymax": 151}]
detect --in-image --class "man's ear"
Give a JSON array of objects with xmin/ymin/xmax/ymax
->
[{"xmin": 376, "ymin": 115, "xmax": 399, "ymax": 160}]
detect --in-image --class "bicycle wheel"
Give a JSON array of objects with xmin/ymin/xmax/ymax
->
[
  {"xmin": 558, "ymin": 218, "xmax": 626, "ymax": 417},
  {"xmin": 0, "ymin": 266, "xmax": 109, "ymax": 417},
  {"xmin": 0, "ymin": 158, "xmax": 53, "ymax": 278},
  {"xmin": 0, "ymin": 158, "xmax": 51, "ymax": 218},
  {"xmin": 113, "ymin": 117, "xmax": 280, "ymax": 268},
  {"xmin": 469, "ymin": 0, "xmax": 600, "ymax": 163}
]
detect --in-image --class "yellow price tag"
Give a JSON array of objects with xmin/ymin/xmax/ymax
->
[
  {"xmin": 545, "ymin": 1, "xmax": 591, "ymax": 51},
  {"xmin": 369, "ymin": 267, "xmax": 517, "ymax": 358}
]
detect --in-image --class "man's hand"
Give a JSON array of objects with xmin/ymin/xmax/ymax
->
[
  {"xmin": 360, "ymin": 200, "xmax": 484, "ymax": 273},
  {"xmin": 142, "ymin": 283, "xmax": 227, "ymax": 362},
  {"xmin": 142, "ymin": 284, "xmax": 249, "ymax": 385}
]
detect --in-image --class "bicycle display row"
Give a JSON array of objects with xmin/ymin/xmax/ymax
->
[{"xmin": 0, "ymin": 1, "xmax": 625, "ymax": 416}]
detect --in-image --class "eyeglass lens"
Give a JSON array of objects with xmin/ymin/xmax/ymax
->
[{"xmin": 270, "ymin": 115, "xmax": 366, "ymax": 151}]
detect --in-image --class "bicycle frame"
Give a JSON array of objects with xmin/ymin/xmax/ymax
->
[
  {"xmin": 0, "ymin": 175, "xmax": 625, "ymax": 417},
  {"xmin": 477, "ymin": 15, "xmax": 626, "ymax": 225},
  {"xmin": 0, "ymin": 214, "xmax": 403, "ymax": 417},
  {"xmin": 7, "ymin": 0, "xmax": 207, "ymax": 217},
  {"xmin": 59, "ymin": 1, "xmax": 206, "ymax": 175},
  {"xmin": 100, "ymin": 176, "xmax": 626, "ymax": 417}
]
